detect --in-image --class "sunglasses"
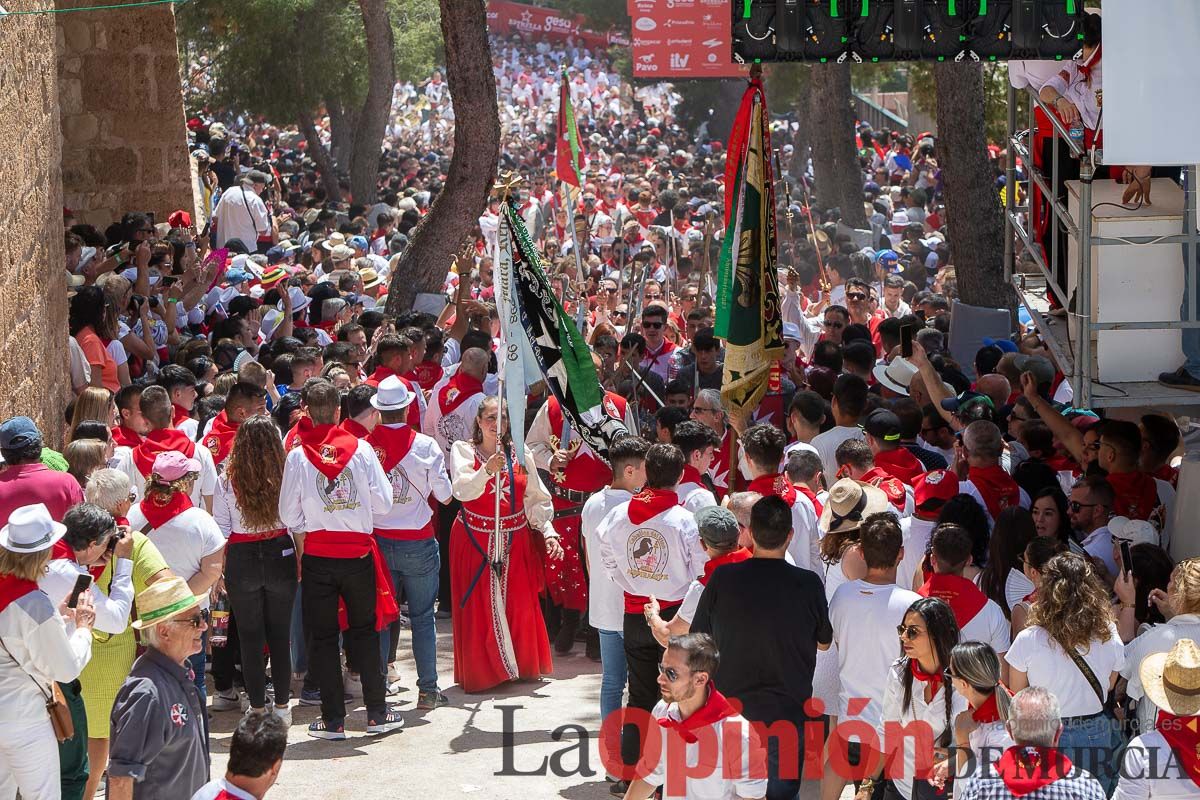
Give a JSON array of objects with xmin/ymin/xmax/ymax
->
[
  {"xmin": 615, "ymin": 311, "xmax": 628, "ymax": 318},
  {"xmin": 657, "ymin": 662, "xmax": 682, "ymax": 682},
  {"xmin": 642, "ymin": 321, "xmax": 663, "ymax": 329},
  {"xmin": 847, "ymin": 293, "xmax": 868, "ymax": 302},
  {"xmin": 1069, "ymin": 500, "xmax": 1099, "ymax": 512},
  {"xmin": 173, "ymin": 608, "xmax": 211, "ymax": 629},
  {"xmin": 896, "ymin": 623, "xmax": 926, "ymax": 640}
]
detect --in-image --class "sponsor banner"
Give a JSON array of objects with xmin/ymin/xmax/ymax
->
[
  {"xmin": 487, "ymin": 1, "xmax": 628, "ymax": 48},
  {"xmin": 628, "ymin": 0, "xmax": 744, "ymax": 78}
]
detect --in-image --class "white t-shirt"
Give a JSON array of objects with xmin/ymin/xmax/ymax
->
[
  {"xmin": 213, "ymin": 186, "xmax": 270, "ymax": 249},
  {"xmin": 829, "ymin": 579, "xmax": 922, "ymax": 724},
  {"xmin": 115, "ymin": 442, "xmax": 219, "ymax": 507},
  {"xmin": 126, "ymin": 505, "xmax": 226, "ymax": 610},
  {"xmin": 878, "ymin": 659, "xmax": 969, "ymax": 800},
  {"xmin": 643, "ymin": 700, "xmax": 768, "ymax": 800},
  {"xmin": 1005, "ymin": 624, "xmax": 1125, "ymax": 717},
  {"xmin": 811, "ymin": 425, "xmax": 864, "ymax": 481},
  {"xmin": 677, "ymin": 481, "xmax": 717, "ymax": 514},
  {"xmin": 897, "ymin": 516, "xmax": 935, "ymax": 592},
  {"xmin": 581, "ymin": 487, "xmax": 633, "ymax": 632},
  {"xmin": 960, "ymin": 598, "xmax": 1012, "ymax": 656}
]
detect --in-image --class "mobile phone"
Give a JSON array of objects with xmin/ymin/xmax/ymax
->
[
  {"xmin": 105, "ymin": 242, "xmax": 126, "ymax": 258},
  {"xmin": 67, "ymin": 574, "xmax": 92, "ymax": 609},
  {"xmin": 1120, "ymin": 541, "xmax": 1134, "ymax": 575},
  {"xmin": 901, "ymin": 324, "xmax": 915, "ymax": 359}
]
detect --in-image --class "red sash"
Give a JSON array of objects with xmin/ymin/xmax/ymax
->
[
  {"xmin": 133, "ymin": 429, "xmax": 197, "ymax": 478},
  {"xmin": 340, "ymin": 418, "xmax": 371, "ymax": 439},
  {"xmin": 860, "ymin": 467, "xmax": 908, "ymax": 510},
  {"xmin": 172, "ymin": 404, "xmax": 191, "ymax": 429},
  {"xmin": 112, "ymin": 425, "xmax": 143, "ymax": 449},
  {"xmin": 873, "ymin": 448, "xmax": 925, "ymax": 486},
  {"xmin": 968, "ymin": 465, "xmax": 1020, "ymax": 518},
  {"xmin": 699, "ymin": 547, "xmax": 752, "ymax": 586},
  {"xmin": 367, "ymin": 424, "xmax": 418, "ymax": 474},
  {"xmin": 296, "ymin": 418, "xmax": 358, "ymax": 481},
  {"xmin": 628, "ymin": 488, "xmax": 680, "ymax": 524},
  {"xmin": 796, "ymin": 484, "xmax": 823, "ymax": 518},
  {"xmin": 1156, "ymin": 711, "xmax": 1200, "ymax": 789},
  {"xmin": 437, "ymin": 372, "xmax": 485, "ymax": 416},
  {"xmin": 365, "ymin": 366, "xmax": 396, "ymax": 388},
  {"xmin": 0, "ymin": 574, "xmax": 39, "ymax": 614},
  {"xmin": 304, "ymin": 530, "xmax": 398, "ymax": 632},
  {"xmin": 203, "ymin": 412, "xmax": 238, "ymax": 467},
  {"xmin": 656, "ymin": 687, "xmax": 739, "ymax": 744},
  {"xmin": 919, "ymin": 573, "xmax": 989, "ymax": 630},
  {"xmin": 141, "ymin": 491, "xmax": 194, "ymax": 530},
  {"xmin": 994, "ymin": 746, "xmax": 1074, "ymax": 797},
  {"xmin": 746, "ymin": 474, "xmax": 797, "ymax": 507},
  {"xmin": 1106, "ymin": 470, "xmax": 1161, "ymax": 522}
]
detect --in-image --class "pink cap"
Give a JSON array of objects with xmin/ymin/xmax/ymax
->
[{"xmin": 151, "ymin": 450, "xmax": 202, "ymax": 481}]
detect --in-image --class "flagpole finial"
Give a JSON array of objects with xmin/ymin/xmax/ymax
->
[{"xmin": 492, "ymin": 171, "xmax": 524, "ymax": 203}]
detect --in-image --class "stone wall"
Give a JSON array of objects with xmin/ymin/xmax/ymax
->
[
  {"xmin": 56, "ymin": 1, "xmax": 195, "ymax": 229},
  {"xmin": 0, "ymin": 3, "xmax": 69, "ymax": 444}
]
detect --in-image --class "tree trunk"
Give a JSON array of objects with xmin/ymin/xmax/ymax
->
[
  {"xmin": 349, "ymin": 0, "xmax": 395, "ymax": 205},
  {"xmin": 298, "ymin": 110, "xmax": 342, "ymax": 205},
  {"xmin": 327, "ymin": 98, "xmax": 358, "ymax": 174},
  {"xmin": 709, "ymin": 79, "xmax": 745, "ymax": 142},
  {"xmin": 386, "ymin": 0, "xmax": 498, "ymax": 315},
  {"xmin": 933, "ymin": 61, "xmax": 1012, "ymax": 310},
  {"xmin": 789, "ymin": 68, "xmax": 811, "ymax": 186},
  {"xmin": 809, "ymin": 64, "xmax": 866, "ymax": 228}
]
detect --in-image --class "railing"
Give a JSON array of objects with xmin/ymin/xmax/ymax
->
[{"xmin": 853, "ymin": 92, "xmax": 909, "ymax": 134}]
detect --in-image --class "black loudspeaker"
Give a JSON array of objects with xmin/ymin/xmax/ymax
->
[
  {"xmin": 732, "ymin": 0, "xmax": 779, "ymax": 63},
  {"xmin": 803, "ymin": 0, "xmax": 855, "ymax": 62},
  {"xmin": 1011, "ymin": 0, "xmax": 1084, "ymax": 60},
  {"xmin": 776, "ymin": 0, "xmax": 806, "ymax": 58},
  {"xmin": 967, "ymin": 0, "xmax": 1013, "ymax": 61},
  {"xmin": 921, "ymin": 0, "xmax": 979, "ymax": 60},
  {"xmin": 853, "ymin": 0, "xmax": 897, "ymax": 62}
]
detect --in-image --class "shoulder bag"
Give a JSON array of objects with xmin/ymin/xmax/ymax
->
[{"xmin": 0, "ymin": 637, "xmax": 74, "ymax": 742}]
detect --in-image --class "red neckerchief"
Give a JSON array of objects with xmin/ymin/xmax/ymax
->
[
  {"xmin": 971, "ymin": 688, "xmax": 1011, "ymax": 724},
  {"xmin": 367, "ymin": 423, "xmax": 418, "ymax": 474},
  {"xmin": 968, "ymin": 465, "xmax": 1020, "ymax": 518},
  {"xmin": 655, "ymin": 686, "xmax": 739, "ymax": 744},
  {"xmin": 172, "ymin": 404, "xmax": 191, "ymax": 429},
  {"xmin": 112, "ymin": 425, "xmax": 143, "ymax": 449},
  {"xmin": 0, "ymin": 574, "xmax": 38, "ymax": 614},
  {"xmin": 679, "ymin": 464, "xmax": 705, "ymax": 488},
  {"xmin": 1045, "ymin": 453, "xmax": 1078, "ymax": 474},
  {"xmin": 995, "ymin": 746, "xmax": 1074, "ymax": 797},
  {"xmin": 642, "ymin": 339, "xmax": 677, "ymax": 366},
  {"xmin": 141, "ymin": 490, "xmax": 194, "ymax": 530},
  {"xmin": 746, "ymin": 474, "xmax": 797, "ymax": 506},
  {"xmin": 1151, "ymin": 464, "xmax": 1179, "ymax": 488},
  {"xmin": 407, "ymin": 362, "xmax": 444, "ymax": 392},
  {"xmin": 795, "ymin": 484, "xmax": 823, "ymax": 517},
  {"xmin": 365, "ymin": 365, "xmax": 396, "ymax": 388},
  {"xmin": 1106, "ymin": 470, "xmax": 1161, "ymax": 522},
  {"xmin": 1156, "ymin": 711, "xmax": 1200, "ymax": 789},
  {"xmin": 628, "ymin": 488, "xmax": 680, "ymax": 524},
  {"xmin": 910, "ymin": 659, "xmax": 942, "ymax": 684},
  {"xmin": 1077, "ymin": 45, "xmax": 1102, "ymax": 83},
  {"xmin": 296, "ymin": 417, "xmax": 359, "ymax": 480},
  {"xmin": 873, "ymin": 448, "xmax": 925, "ymax": 486},
  {"xmin": 860, "ymin": 467, "xmax": 907, "ymax": 510},
  {"xmin": 918, "ymin": 573, "xmax": 989, "ymax": 629},
  {"xmin": 202, "ymin": 411, "xmax": 239, "ymax": 467},
  {"xmin": 133, "ymin": 429, "xmax": 197, "ymax": 478},
  {"xmin": 341, "ymin": 418, "xmax": 371, "ymax": 439},
  {"xmin": 437, "ymin": 371, "xmax": 485, "ymax": 415},
  {"xmin": 699, "ymin": 547, "xmax": 752, "ymax": 586}
]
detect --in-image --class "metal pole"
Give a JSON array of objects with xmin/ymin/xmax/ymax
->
[
  {"xmin": 1077, "ymin": 158, "xmax": 1094, "ymax": 409},
  {"xmin": 1004, "ymin": 83, "xmax": 1016, "ymax": 290},
  {"xmin": 1189, "ymin": 167, "xmax": 1199, "ymax": 328}
]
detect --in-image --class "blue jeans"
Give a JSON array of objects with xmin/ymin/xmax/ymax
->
[
  {"xmin": 1058, "ymin": 713, "xmax": 1118, "ymax": 794},
  {"xmin": 598, "ymin": 628, "xmax": 626, "ymax": 778},
  {"xmin": 377, "ymin": 536, "xmax": 441, "ymax": 693}
]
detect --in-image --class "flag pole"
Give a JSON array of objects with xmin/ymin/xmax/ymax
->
[{"xmin": 493, "ymin": 170, "xmax": 522, "ymax": 545}]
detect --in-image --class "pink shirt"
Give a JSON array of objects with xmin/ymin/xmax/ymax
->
[{"xmin": 0, "ymin": 463, "xmax": 84, "ymax": 525}]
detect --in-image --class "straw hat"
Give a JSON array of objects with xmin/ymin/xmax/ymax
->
[
  {"xmin": 131, "ymin": 575, "xmax": 204, "ymax": 630},
  {"xmin": 819, "ymin": 478, "xmax": 890, "ymax": 535},
  {"xmin": 1141, "ymin": 639, "xmax": 1200, "ymax": 716}
]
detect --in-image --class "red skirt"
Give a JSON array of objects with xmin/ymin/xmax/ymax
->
[
  {"xmin": 542, "ymin": 499, "xmax": 588, "ymax": 612},
  {"xmin": 450, "ymin": 513, "xmax": 553, "ymax": 693}
]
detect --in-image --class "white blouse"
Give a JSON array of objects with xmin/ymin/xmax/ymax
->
[
  {"xmin": 448, "ymin": 441, "xmax": 557, "ymax": 538},
  {"xmin": 878, "ymin": 659, "xmax": 969, "ymax": 800}
]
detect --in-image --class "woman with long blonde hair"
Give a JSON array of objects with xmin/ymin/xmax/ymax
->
[
  {"xmin": 1005, "ymin": 553, "xmax": 1123, "ymax": 791},
  {"xmin": 213, "ymin": 415, "xmax": 296, "ymax": 723},
  {"xmin": 64, "ymin": 438, "xmax": 108, "ymax": 489},
  {"xmin": 70, "ymin": 387, "xmax": 117, "ymax": 439}
]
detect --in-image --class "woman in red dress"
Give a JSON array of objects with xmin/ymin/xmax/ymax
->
[{"xmin": 449, "ymin": 397, "xmax": 563, "ymax": 693}]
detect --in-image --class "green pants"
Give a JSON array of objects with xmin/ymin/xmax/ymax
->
[{"xmin": 58, "ymin": 680, "xmax": 89, "ymax": 800}]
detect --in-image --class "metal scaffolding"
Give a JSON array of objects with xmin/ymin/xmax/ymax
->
[{"xmin": 1003, "ymin": 84, "xmax": 1200, "ymax": 409}]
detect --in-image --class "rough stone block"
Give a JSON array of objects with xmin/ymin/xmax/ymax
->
[
  {"xmin": 140, "ymin": 146, "xmax": 164, "ymax": 186},
  {"xmin": 87, "ymin": 147, "xmax": 138, "ymax": 186},
  {"xmin": 61, "ymin": 19, "xmax": 92, "ymax": 53},
  {"xmin": 62, "ymin": 113, "xmax": 98, "ymax": 144}
]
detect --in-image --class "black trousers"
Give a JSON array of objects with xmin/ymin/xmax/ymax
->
[
  {"xmin": 225, "ymin": 536, "xmax": 298, "ymax": 707},
  {"xmin": 302, "ymin": 553, "xmax": 386, "ymax": 722},
  {"xmin": 436, "ymin": 498, "xmax": 460, "ymax": 611},
  {"xmin": 621, "ymin": 605, "xmax": 677, "ymax": 766},
  {"xmin": 210, "ymin": 610, "xmax": 242, "ymax": 693}
]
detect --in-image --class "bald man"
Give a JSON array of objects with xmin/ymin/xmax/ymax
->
[{"xmin": 424, "ymin": 347, "xmax": 490, "ymax": 460}]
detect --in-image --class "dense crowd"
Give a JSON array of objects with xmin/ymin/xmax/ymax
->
[{"xmin": 3, "ymin": 19, "xmax": 1198, "ymax": 800}]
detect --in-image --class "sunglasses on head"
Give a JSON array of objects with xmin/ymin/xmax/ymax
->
[{"xmin": 896, "ymin": 623, "xmax": 925, "ymax": 640}]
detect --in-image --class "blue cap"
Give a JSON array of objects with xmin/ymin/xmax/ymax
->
[
  {"xmin": 876, "ymin": 249, "xmax": 900, "ymax": 271},
  {"xmin": 225, "ymin": 269, "xmax": 251, "ymax": 285},
  {"xmin": 982, "ymin": 337, "xmax": 1018, "ymax": 353},
  {"xmin": 0, "ymin": 416, "xmax": 41, "ymax": 450},
  {"xmin": 350, "ymin": 236, "xmax": 369, "ymax": 251},
  {"xmin": 265, "ymin": 246, "xmax": 286, "ymax": 265}
]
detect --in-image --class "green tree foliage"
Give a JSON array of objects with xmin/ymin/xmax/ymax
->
[
  {"xmin": 906, "ymin": 62, "xmax": 1026, "ymax": 144},
  {"xmin": 179, "ymin": 0, "xmax": 440, "ymax": 125}
]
